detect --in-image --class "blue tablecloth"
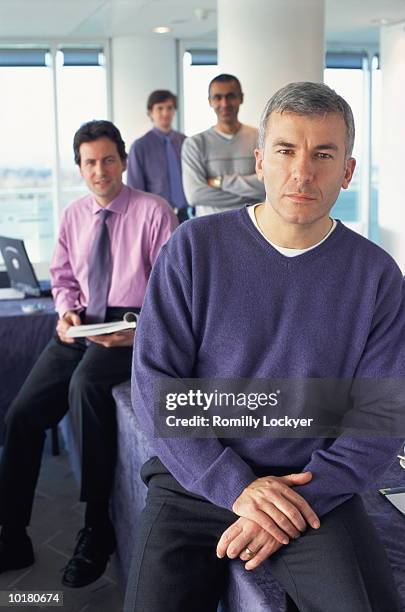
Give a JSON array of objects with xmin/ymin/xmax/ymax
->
[{"xmin": 0, "ymin": 297, "xmax": 57, "ymax": 443}]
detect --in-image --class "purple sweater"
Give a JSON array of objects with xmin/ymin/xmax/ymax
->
[{"xmin": 132, "ymin": 208, "xmax": 405, "ymax": 516}]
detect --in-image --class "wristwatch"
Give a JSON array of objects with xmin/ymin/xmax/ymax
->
[{"xmin": 211, "ymin": 175, "xmax": 223, "ymax": 189}]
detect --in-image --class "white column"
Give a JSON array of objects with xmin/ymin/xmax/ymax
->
[
  {"xmin": 379, "ymin": 23, "xmax": 405, "ymax": 272},
  {"xmin": 111, "ymin": 36, "xmax": 177, "ymax": 150},
  {"xmin": 217, "ymin": 0, "xmax": 325, "ymax": 126}
]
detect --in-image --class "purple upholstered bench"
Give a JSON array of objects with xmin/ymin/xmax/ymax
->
[{"xmin": 61, "ymin": 381, "xmax": 404, "ymax": 610}]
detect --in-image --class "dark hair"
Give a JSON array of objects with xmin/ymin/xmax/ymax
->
[
  {"xmin": 147, "ymin": 90, "xmax": 177, "ymax": 111},
  {"xmin": 73, "ymin": 120, "xmax": 127, "ymax": 166},
  {"xmin": 258, "ymin": 81, "xmax": 355, "ymax": 158},
  {"xmin": 208, "ymin": 74, "xmax": 243, "ymax": 97}
]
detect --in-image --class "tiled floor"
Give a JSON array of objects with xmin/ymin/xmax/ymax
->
[{"xmin": 0, "ymin": 436, "xmax": 124, "ymax": 611}]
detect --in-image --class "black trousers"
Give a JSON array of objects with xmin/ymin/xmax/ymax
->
[
  {"xmin": 124, "ymin": 469, "xmax": 401, "ymax": 612},
  {"xmin": 0, "ymin": 316, "xmax": 133, "ymax": 526}
]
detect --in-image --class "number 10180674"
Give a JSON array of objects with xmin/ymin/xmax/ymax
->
[{"xmin": 0, "ymin": 591, "xmax": 63, "ymax": 607}]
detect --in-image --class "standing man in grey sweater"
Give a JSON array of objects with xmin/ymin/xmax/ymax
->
[{"xmin": 181, "ymin": 73, "xmax": 265, "ymax": 217}]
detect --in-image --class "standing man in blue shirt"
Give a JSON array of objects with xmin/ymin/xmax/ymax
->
[{"xmin": 127, "ymin": 90, "xmax": 190, "ymax": 223}]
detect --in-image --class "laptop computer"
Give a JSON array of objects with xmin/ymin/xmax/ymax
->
[{"xmin": 0, "ymin": 236, "xmax": 52, "ymax": 298}]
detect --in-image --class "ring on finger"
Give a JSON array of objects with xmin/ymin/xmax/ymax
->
[{"xmin": 244, "ymin": 546, "xmax": 256, "ymax": 559}]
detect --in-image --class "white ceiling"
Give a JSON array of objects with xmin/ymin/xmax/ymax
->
[
  {"xmin": 327, "ymin": 0, "xmax": 405, "ymax": 45},
  {"xmin": 0, "ymin": 0, "xmax": 405, "ymax": 45}
]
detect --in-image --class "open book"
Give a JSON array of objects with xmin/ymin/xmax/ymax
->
[
  {"xmin": 379, "ymin": 486, "xmax": 405, "ymax": 516},
  {"xmin": 66, "ymin": 318, "xmax": 137, "ymax": 339}
]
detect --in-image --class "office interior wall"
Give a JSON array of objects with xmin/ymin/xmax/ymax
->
[
  {"xmin": 111, "ymin": 36, "xmax": 177, "ymax": 151},
  {"xmin": 217, "ymin": 0, "xmax": 324, "ymax": 127}
]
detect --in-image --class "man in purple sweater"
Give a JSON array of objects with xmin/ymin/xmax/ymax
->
[{"xmin": 126, "ymin": 83, "xmax": 404, "ymax": 611}]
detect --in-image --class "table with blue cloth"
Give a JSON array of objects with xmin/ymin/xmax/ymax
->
[{"xmin": 0, "ymin": 298, "xmax": 57, "ymax": 444}]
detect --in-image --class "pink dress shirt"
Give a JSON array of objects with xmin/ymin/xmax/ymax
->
[{"xmin": 50, "ymin": 185, "xmax": 177, "ymax": 317}]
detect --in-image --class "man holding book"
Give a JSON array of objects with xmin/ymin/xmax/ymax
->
[{"xmin": 0, "ymin": 120, "xmax": 177, "ymax": 587}]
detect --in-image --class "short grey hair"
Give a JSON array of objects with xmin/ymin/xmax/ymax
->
[{"xmin": 258, "ymin": 81, "xmax": 355, "ymax": 158}]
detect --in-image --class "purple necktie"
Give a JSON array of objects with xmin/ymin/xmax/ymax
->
[
  {"xmin": 164, "ymin": 134, "xmax": 187, "ymax": 209},
  {"xmin": 86, "ymin": 209, "xmax": 111, "ymax": 323}
]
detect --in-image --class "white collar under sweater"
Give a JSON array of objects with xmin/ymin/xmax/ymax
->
[{"xmin": 247, "ymin": 203, "xmax": 337, "ymax": 257}]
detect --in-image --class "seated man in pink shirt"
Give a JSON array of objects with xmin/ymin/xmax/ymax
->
[{"xmin": 0, "ymin": 120, "xmax": 177, "ymax": 587}]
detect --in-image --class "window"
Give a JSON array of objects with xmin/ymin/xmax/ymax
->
[
  {"xmin": 0, "ymin": 48, "xmax": 54, "ymax": 263},
  {"xmin": 370, "ymin": 56, "xmax": 381, "ymax": 244},
  {"xmin": 57, "ymin": 48, "xmax": 108, "ymax": 210},
  {"xmin": 324, "ymin": 53, "xmax": 368, "ymax": 233},
  {"xmin": 0, "ymin": 45, "xmax": 108, "ymax": 264},
  {"xmin": 324, "ymin": 63, "xmax": 365, "ymax": 230},
  {"xmin": 182, "ymin": 50, "xmax": 219, "ymax": 136}
]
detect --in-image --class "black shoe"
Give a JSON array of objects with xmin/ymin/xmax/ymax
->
[
  {"xmin": 0, "ymin": 535, "xmax": 34, "ymax": 573},
  {"xmin": 61, "ymin": 526, "xmax": 115, "ymax": 588}
]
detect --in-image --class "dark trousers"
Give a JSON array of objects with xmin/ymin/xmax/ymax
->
[
  {"xmin": 124, "ymin": 470, "xmax": 401, "ymax": 612},
  {"xmin": 176, "ymin": 207, "xmax": 194, "ymax": 224},
  {"xmin": 0, "ymin": 327, "xmax": 133, "ymax": 526}
]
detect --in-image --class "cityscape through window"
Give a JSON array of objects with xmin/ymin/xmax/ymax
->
[{"xmin": 0, "ymin": 46, "xmax": 108, "ymax": 264}]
